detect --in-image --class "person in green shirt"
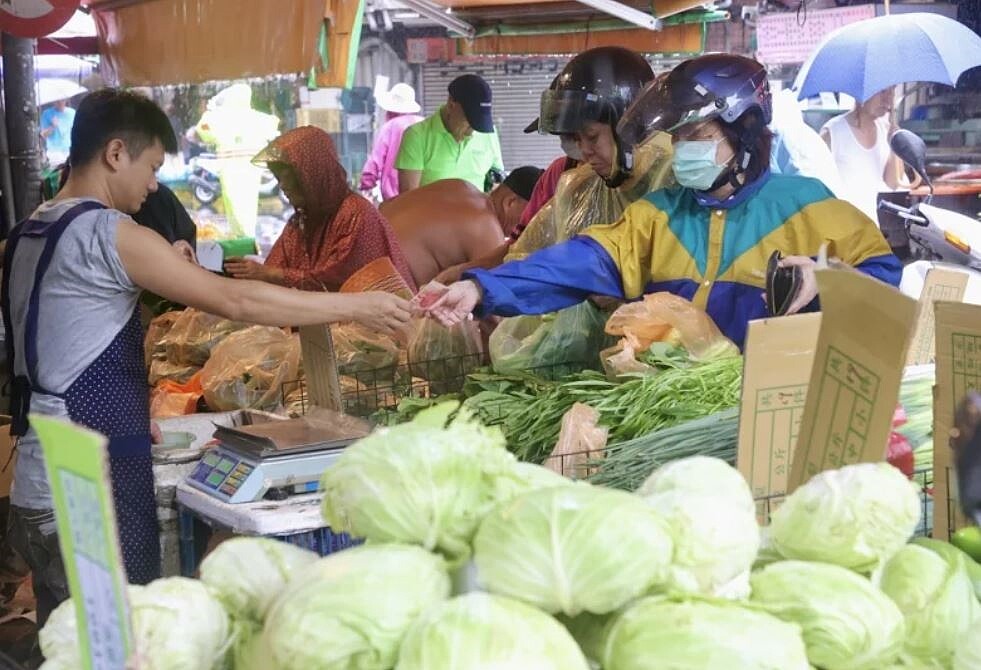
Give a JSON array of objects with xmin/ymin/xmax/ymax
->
[{"xmin": 395, "ymin": 74, "xmax": 503, "ymax": 193}]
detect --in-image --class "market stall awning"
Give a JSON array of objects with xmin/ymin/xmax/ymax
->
[{"xmin": 82, "ymin": 0, "xmax": 325, "ymax": 86}]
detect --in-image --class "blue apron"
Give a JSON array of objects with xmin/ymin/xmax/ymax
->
[{"xmin": 1, "ymin": 201, "xmax": 160, "ymax": 584}]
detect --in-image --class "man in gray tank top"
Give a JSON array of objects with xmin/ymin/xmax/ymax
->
[{"xmin": 1, "ymin": 90, "xmax": 414, "ymax": 638}]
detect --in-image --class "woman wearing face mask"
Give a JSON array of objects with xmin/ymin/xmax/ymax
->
[{"xmin": 422, "ymin": 54, "xmax": 901, "ymax": 349}]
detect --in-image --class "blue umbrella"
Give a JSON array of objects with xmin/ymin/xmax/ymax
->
[{"xmin": 794, "ymin": 12, "xmax": 981, "ymax": 102}]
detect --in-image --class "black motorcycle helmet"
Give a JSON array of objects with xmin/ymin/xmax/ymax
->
[
  {"xmin": 536, "ymin": 46, "xmax": 654, "ymax": 187},
  {"xmin": 619, "ymin": 54, "xmax": 772, "ymax": 190}
]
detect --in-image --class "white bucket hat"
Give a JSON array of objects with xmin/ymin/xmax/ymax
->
[{"xmin": 377, "ymin": 83, "xmax": 421, "ymax": 114}]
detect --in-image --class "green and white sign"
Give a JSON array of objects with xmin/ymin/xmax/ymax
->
[{"xmin": 33, "ymin": 415, "xmax": 133, "ymax": 670}]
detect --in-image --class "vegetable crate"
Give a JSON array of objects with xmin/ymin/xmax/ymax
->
[{"xmin": 752, "ymin": 466, "xmax": 955, "ymax": 540}]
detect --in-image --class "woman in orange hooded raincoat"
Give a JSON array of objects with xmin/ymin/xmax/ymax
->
[{"xmin": 225, "ymin": 126, "xmax": 417, "ymax": 293}]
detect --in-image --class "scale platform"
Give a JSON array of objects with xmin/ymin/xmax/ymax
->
[{"xmin": 185, "ymin": 410, "xmax": 370, "ymax": 504}]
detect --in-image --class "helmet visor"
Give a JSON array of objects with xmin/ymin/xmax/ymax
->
[
  {"xmin": 538, "ymin": 89, "xmax": 609, "ymax": 135},
  {"xmin": 617, "ymin": 75, "xmax": 720, "ymax": 148}
]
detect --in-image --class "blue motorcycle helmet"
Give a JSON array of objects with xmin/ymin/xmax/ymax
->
[{"xmin": 618, "ymin": 54, "xmax": 772, "ymax": 189}]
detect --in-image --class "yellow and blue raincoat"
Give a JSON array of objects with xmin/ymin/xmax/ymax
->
[{"xmin": 467, "ymin": 172, "xmax": 901, "ymax": 348}]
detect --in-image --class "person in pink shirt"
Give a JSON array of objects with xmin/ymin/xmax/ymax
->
[{"xmin": 360, "ymin": 83, "xmax": 424, "ymax": 201}]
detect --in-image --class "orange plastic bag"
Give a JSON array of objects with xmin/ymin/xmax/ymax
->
[
  {"xmin": 150, "ymin": 371, "xmax": 204, "ymax": 419},
  {"xmin": 605, "ymin": 293, "xmax": 738, "ymax": 361}
]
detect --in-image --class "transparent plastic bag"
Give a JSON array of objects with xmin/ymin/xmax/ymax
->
[
  {"xmin": 330, "ymin": 323, "xmax": 402, "ymax": 378},
  {"xmin": 200, "ymin": 326, "xmax": 301, "ymax": 411},
  {"xmin": 605, "ymin": 293, "xmax": 738, "ymax": 361},
  {"xmin": 148, "ymin": 359, "xmax": 201, "ymax": 387},
  {"xmin": 407, "ymin": 318, "xmax": 483, "ymax": 395},
  {"xmin": 508, "ymin": 132, "xmax": 673, "ymax": 261},
  {"xmin": 546, "ymin": 403, "xmax": 608, "ymax": 479},
  {"xmin": 162, "ymin": 308, "xmax": 249, "ymax": 367},
  {"xmin": 489, "ymin": 302, "xmax": 611, "ymax": 374},
  {"xmin": 144, "ymin": 310, "xmax": 183, "ymax": 368}
]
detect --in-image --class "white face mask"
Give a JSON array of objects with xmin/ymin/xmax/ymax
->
[
  {"xmin": 671, "ymin": 139, "xmax": 728, "ymax": 191},
  {"xmin": 560, "ymin": 135, "xmax": 583, "ymax": 162}
]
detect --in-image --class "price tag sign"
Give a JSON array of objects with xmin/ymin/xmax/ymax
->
[
  {"xmin": 907, "ymin": 268, "xmax": 969, "ymax": 366},
  {"xmin": 33, "ymin": 415, "xmax": 133, "ymax": 670},
  {"xmin": 737, "ymin": 313, "xmax": 821, "ymax": 522},
  {"xmin": 788, "ymin": 270, "xmax": 918, "ymax": 491},
  {"xmin": 932, "ymin": 302, "xmax": 981, "ymax": 538}
]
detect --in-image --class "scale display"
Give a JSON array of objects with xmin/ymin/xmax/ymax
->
[{"xmin": 189, "ymin": 449, "xmax": 256, "ymax": 501}]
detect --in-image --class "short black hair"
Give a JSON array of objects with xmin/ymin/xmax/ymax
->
[
  {"xmin": 69, "ymin": 88, "xmax": 178, "ymax": 168},
  {"xmin": 719, "ymin": 111, "xmax": 773, "ymax": 184},
  {"xmin": 502, "ymin": 165, "xmax": 544, "ymax": 202}
]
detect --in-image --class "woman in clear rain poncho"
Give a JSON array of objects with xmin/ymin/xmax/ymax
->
[
  {"xmin": 486, "ymin": 46, "xmax": 675, "ymax": 373},
  {"xmin": 422, "ymin": 55, "xmax": 901, "ymax": 350}
]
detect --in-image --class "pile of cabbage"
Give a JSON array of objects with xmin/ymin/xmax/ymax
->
[{"xmin": 39, "ymin": 404, "xmax": 981, "ymax": 670}]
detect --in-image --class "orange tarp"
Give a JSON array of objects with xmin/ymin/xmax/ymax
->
[
  {"xmin": 92, "ymin": 0, "xmax": 324, "ymax": 86},
  {"xmin": 460, "ymin": 22, "xmax": 702, "ymax": 55}
]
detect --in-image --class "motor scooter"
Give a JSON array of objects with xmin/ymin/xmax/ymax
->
[
  {"xmin": 878, "ymin": 130, "xmax": 981, "ymax": 302},
  {"xmin": 188, "ymin": 153, "xmax": 289, "ymax": 207}
]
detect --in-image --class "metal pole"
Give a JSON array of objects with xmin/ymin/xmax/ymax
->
[
  {"xmin": 1, "ymin": 33, "xmax": 42, "ymax": 224},
  {"xmin": 0, "ymin": 72, "xmax": 17, "ymax": 233}
]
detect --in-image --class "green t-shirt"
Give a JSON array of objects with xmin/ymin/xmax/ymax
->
[{"xmin": 395, "ymin": 106, "xmax": 504, "ymax": 190}]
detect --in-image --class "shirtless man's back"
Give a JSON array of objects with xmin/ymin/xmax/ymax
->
[{"xmin": 382, "ymin": 169, "xmax": 541, "ymax": 287}]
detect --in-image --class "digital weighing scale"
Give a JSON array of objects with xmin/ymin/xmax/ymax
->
[{"xmin": 185, "ymin": 411, "xmax": 370, "ymax": 504}]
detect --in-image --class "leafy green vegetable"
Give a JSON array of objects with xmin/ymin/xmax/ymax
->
[
  {"xmin": 954, "ymin": 616, "xmax": 981, "ymax": 670},
  {"xmin": 751, "ymin": 560, "xmax": 906, "ymax": 670},
  {"xmin": 259, "ymin": 544, "xmax": 450, "ymax": 670},
  {"xmin": 321, "ymin": 403, "xmax": 517, "ymax": 562},
  {"xmin": 600, "ymin": 596, "xmax": 811, "ymax": 670},
  {"xmin": 41, "ymin": 578, "xmax": 232, "ymax": 670},
  {"xmin": 473, "ymin": 483, "xmax": 673, "ymax": 616},
  {"xmin": 395, "ymin": 593, "xmax": 590, "ymax": 670},
  {"xmin": 588, "ymin": 408, "xmax": 739, "ymax": 491},
  {"xmin": 878, "ymin": 542, "xmax": 981, "ymax": 664},
  {"xmin": 199, "ymin": 537, "xmax": 318, "ymax": 623},
  {"xmin": 643, "ymin": 489, "xmax": 760, "ymax": 598},
  {"xmin": 769, "ymin": 462, "xmax": 921, "ymax": 573}
]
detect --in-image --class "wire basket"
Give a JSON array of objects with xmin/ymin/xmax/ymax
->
[{"xmin": 282, "ymin": 357, "xmax": 595, "ymax": 420}]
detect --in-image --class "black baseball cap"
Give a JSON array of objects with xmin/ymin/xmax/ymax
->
[
  {"xmin": 448, "ymin": 74, "xmax": 494, "ymax": 133},
  {"xmin": 502, "ymin": 165, "xmax": 544, "ymax": 202}
]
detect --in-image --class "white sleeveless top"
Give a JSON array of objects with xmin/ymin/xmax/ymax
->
[{"xmin": 822, "ymin": 114, "xmax": 892, "ymax": 221}]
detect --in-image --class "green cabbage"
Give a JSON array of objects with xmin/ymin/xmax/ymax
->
[
  {"xmin": 878, "ymin": 543, "xmax": 981, "ymax": 664},
  {"xmin": 321, "ymin": 403, "xmax": 517, "ymax": 561},
  {"xmin": 601, "ymin": 596, "xmax": 811, "ymax": 670},
  {"xmin": 769, "ymin": 462, "xmax": 920, "ymax": 573},
  {"xmin": 40, "ymin": 578, "xmax": 231, "ymax": 670},
  {"xmin": 954, "ymin": 616, "xmax": 981, "ymax": 670},
  {"xmin": 395, "ymin": 592, "xmax": 590, "ymax": 670},
  {"xmin": 199, "ymin": 537, "xmax": 318, "ymax": 622},
  {"xmin": 637, "ymin": 456, "xmax": 755, "ymax": 514},
  {"xmin": 559, "ymin": 611, "xmax": 615, "ymax": 666},
  {"xmin": 642, "ymin": 489, "xmax": 759, "ymax": 598},
  {"xmin": 473, "ymin": 483, "xmax": 673, "ymax": 616},
  {"xmin": 913, "ymin": 536, "xmax": 981, "ymax": 603},
  {"xmin": 259, "ymin": 543, "xmax": 450, "ymax": 670},
  {"xmin": 750, "ymin": 560, "xmax": 905, "ymax": 670}
]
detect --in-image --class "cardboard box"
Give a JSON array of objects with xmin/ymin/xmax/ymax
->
[{"xmin": 295, "ymin": 108, "xmax": 342, "ymax": 134}]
